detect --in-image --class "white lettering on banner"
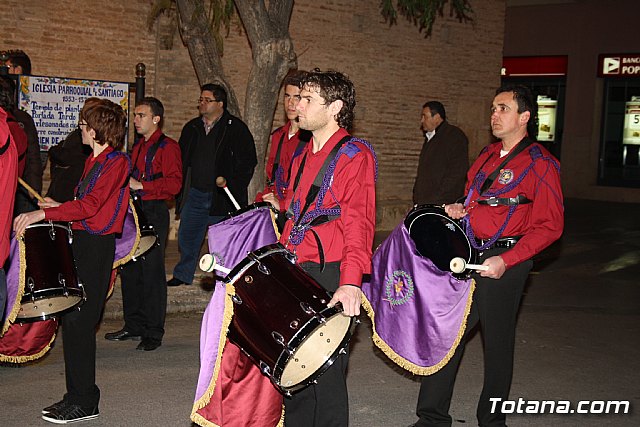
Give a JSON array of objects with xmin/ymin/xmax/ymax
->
[
  {"xmin": 622, "ymin": 57, "xmax": 640, "ymax": 64},
  {"xmin": 18, "ymin": 75, "xmax": 130, "ymax": 152}
]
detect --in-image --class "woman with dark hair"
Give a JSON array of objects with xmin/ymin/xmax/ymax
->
[{"xmin": 14, "ymin": 98, "xmax": 131, "ymax": 424}]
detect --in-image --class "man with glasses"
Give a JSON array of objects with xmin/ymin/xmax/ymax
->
[{"xmin": 167, "ymin": 83, "xmax": 256, "ymax": 287}]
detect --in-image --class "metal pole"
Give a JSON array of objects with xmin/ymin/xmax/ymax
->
[
  {"xmin": 135, "ymin": 63, "xmax": 146, "ymax": 105},
  {"xmin": 0, "ymin": 51, "xmax": 9, "ymax": 76}
]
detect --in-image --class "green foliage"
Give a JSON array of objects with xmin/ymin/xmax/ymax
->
[{"xmin": 380, "ymin": 0, "xmax": 473, "ymax": 37}]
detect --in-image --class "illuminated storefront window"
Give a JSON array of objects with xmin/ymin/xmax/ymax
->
[{"xmin": 598, "ymin": 54, "xmax": 640, "ymax": 188}]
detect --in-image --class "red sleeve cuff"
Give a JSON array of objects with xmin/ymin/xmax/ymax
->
[{"xmin": 339, "ymin": 268, "xmax": 364, "ymax": 287}]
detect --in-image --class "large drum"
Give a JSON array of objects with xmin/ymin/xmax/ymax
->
[
  {"xmin": 225, "ymin": 244, "xmax": 355, "ymax": 394},
  {"xmin": 17, "ymin": 222, "xmax": 84, "ymax": 321},
  {"xmin": 130, "ymin": 192, "xmax": 158, "ymax": 259},
  {"xmin": 404, "ymin": 204, "xmax": 478, "ymax": 277},
  {"xmin": 114, "ymin": 195, "xmax": 158, "ymax": 267}
]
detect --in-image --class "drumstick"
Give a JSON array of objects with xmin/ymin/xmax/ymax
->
[
  {"xmin": 199, "ymin": 253, "xmax": 231, "ymax": 275},
  {"xmin": 216, "ymin": 176, "xmax": 241, "ymax": 210},
  {"xmin": 18, "ymin": 177, "xmax": 46, "ymax": 203},
  {"xmin": 450, "ymin": 257, "xmax": 489, "ymax": 274}
]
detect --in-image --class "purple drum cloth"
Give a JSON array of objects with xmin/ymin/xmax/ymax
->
[
  {"xmin": 2, "ymin": 235, "xmax": 21, "ymax": 329},
  {"xmin": 195, "ymin": 207, "xmax": 278, "ymax": 401},
  {"xmin": 362, "ymin": 222, "xmax": 474, "ymax": 373},
  {"xmin": 114, "ymin": 205, "xmax": 137, "ymax": 263}
]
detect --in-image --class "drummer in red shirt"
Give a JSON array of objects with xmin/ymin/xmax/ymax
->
[
  {"xmin": 14, "ymin": 99, "xmax": 130, "ymax": 425},
  {"xmin": 256, "ymin": 70, "xmax": 310, "ymax": 217},
  {"xmin": 104, "ymin": 97, "xmax": 181, "ymax": 351},
  {"xmin": 409, "ymin": 85, "xmax": 564, "ymax": 427},
  {"xmin": 264, "ymin": 69, "xmax": 377, "ymax": 427}
]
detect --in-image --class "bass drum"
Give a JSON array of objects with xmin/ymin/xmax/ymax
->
[
  {"xmin": 404, "ymin": 204, "xmax": 478, "ymax": 278},
  {"xmin": 226, "ymin": 244, "xmax": 356, "ymax": 394},
  {"xmin": 17, "ymin": 222, "xmax": 84, "ymax": 321}
]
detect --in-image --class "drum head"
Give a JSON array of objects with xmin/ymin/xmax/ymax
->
[
  {"xmin": 404, "ymin": 205, "xmax": 475, "ymax": 273},
  {"xmin": 279, "ymin": 310, "xmax": 353, "ymax": 390},
  {"xmin": 18, "ymin": 290, "xmax": 84, "ymax": 321},
  {"xmin": 133, "ymin": 229, "xmax": 158, "ymax": 259}
]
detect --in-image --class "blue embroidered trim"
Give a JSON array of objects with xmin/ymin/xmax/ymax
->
[
  {"xmin": 464, "ymin": 145, "xmax": 561, "ymax": 250},
  {"xmin": 288, "ymin": 137, "xmax": 377, "ymax": 246},
  {"xmin": 79, "ymin": 151, "xmax": 131, "ymax": 235}
]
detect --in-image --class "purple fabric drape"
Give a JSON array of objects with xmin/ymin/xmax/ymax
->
[
  {"xmin": 114, "ymin": 204, "xmax": 137, "ymax": 263},
  {"xmin": 3, "ymin": 235, "xmax": 20, "ymax": 327},
  {"xmin": 362, "ymin": 222, "xmax": 474, "ymax": 373},
  {"xmin": 195, "ymin": 206, "xmax": 278, "ymax": 401}
]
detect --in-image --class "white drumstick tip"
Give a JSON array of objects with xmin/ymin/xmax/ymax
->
[
  {"xmin": 199, "ymin": 254, "xmax": 231, "ymax": 275},
  {"xmin": 450, "ymin": 257, "xmax": 489, "ymax": 273},
  {"xmin": 216, "ymin": 176, "xmax": 241, "ymax": 210}
]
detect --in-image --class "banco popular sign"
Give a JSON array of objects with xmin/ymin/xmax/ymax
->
[{"xmin": 599, "ymin": 54, "xmax": 640, "ymax": 77}]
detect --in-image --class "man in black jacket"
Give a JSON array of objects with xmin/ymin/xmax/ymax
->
[
  {"xmin": 3, "ymin": 50, "xmax": 44, "ymax": 214},
  {"xmin": 167, "ymin": 84, "xmax": 257, "ymax": 287},
  {"xmin": 413, "ymin": 101, "xmax": 469, "ymax": 206}
]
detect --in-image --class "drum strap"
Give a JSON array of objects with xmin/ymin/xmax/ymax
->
[
  {"xmin": 267, "ymin": 131, "xmax": 286, "ymax": 186},
  {"xmin": 132, "ymin": 134, "xmax": 167, "ymax": 182},
  {"xmin": 477, "ymin": 195, "xmax": 532, "ymax": 206},
  {"xmin": 286, "ymin": 136, "xmax": 350, "ymax": 270},
  {"xmin": 0, "ymin": 135, "xmax": 10, "ymax": 156},
  {"xmin": 478, "ymin": 138, "xmax": 533, "ymax": 195}
]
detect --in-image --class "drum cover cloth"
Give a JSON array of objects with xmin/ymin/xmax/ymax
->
[
  {"xmin": 361, "ymin": 221, "xmax": 475, "ymax": 375},
  {"xmin": 191, "ymin": 206, "xmax": 283, "ymax": 427},
  {"xmin": 0, "ymin": 234, "xmax": 58, "ymax": 363}
]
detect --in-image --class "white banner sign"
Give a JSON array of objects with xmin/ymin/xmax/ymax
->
[{"xmin": 18, "ymin": 75, "xmax": 130, "ymax": 151}]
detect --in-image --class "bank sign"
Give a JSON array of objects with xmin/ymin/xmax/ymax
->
[
  {"xmin": 598, "ymin": 54, "xmax": 640, "ymax": 77},
  {"xmin": 18, "ymin": 75, "xmax": 129, "ymax": 151}
]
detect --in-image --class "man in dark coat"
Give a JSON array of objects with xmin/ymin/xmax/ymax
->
[
  {"xmin": 412, "ymin": 101, "xmax": 469, "ymax": 205},
  {"xmin": 167, "ymin": 84, "xmax": 257, "ymax": 287}
]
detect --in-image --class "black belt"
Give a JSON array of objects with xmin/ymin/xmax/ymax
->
[
  {"xmin": 477, "ymin": 195, "xmax": 531, "ymax": 206},
  {"xmin": 477, "ymin": 236, "xmax": 522, "ymax": 249}
]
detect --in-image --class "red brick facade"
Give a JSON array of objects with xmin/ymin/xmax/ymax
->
[{"xmin": 1, "ymin": 0, "xmax": 506, "ymax": 230}]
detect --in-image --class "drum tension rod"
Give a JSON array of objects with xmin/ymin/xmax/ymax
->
[
  {"xmin": 259, "ymin": 361, "xmax": 271, "ymax": 376},
  {"xmin": 271, "ymin": 332, "xmax": 294, "ymax": 355},
  {"xmin": 248, "ymin": 252, "xmax": 271, "ymax": 275},
  {"xmin": 49, "ymin": 224, "xmax": 57, "ymax": 241},
  {"xmin": 58, "ymin": 273, "xmax": 68, "ymax": 295}
]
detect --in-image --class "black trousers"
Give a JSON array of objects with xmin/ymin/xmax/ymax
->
[
  {"xmin": 284, "ymin": 261, "xmax": 351, "ymax": 427},
  {"xmin": 120, "ymin": 200, "xmax": 169, "ymax": 341},
  {"xmin": 63, "ymin": 231, "xmax": 115, "ymax": 409},
  {"xmin": 415, "ymin": 247, "xmax": 532, "ymax": 427}
]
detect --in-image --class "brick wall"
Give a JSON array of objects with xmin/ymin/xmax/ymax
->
[{"xmin": 1, "ymin": 0, "xmax": 505, "ymax": 230}]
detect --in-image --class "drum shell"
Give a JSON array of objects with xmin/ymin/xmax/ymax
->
[
  {"xmin": 131, "ymin": 193, "xmax": 158, "ymax": 259},
  {"xmin": 18, "ymin": 223, "xmax": 84, "ymax": 321},
  {"xmin": 226, "ymin": 244, "xmax": 354, "ymax": 393},
  {"xmin": 404, "ymin": 204, "xmax": 478, "ymax": 277}
]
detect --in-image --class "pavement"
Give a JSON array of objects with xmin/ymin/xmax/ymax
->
[{"xmin": 1, "ymin": 198, "xmax": 639, "ymax": 426}]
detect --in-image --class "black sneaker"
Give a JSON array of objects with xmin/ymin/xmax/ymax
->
[
  {"xmin": 42, "ymin": 399, "xmax": 66, "ymax": 414},
  {"xmin": 42, "ymin": 402, "xmax": 99, "ymax": 424}
]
